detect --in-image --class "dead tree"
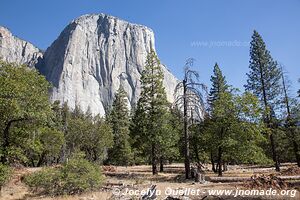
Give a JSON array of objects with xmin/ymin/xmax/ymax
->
[
  {"xmin": 281, "ymin": 67, "xmax": 300, "ymax": 167},
  {"xmin": 174, "ymin": 59, "xmax": 207, "ymax": 179}
]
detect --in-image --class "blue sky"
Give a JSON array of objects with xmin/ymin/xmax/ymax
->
[{"xmin": 1, "ymin": 0, "xmax": 299, "ymax": 95}]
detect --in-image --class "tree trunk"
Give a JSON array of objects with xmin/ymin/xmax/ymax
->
[
  {"xmin": 151, "ymin": 143, "xmax": 158, "ymax": 175},
  {"xmin": 93, "ymin": 148, "xmax": 98, "ymax": 162},
  {"xmin": 292, "ymin": 140, "xmax": 300, "ymax": 167},
  {"xmin": 37, "ymin": 152, "xmax": 46, "ymax": 167},
  {"xmin": 258, "ymin": 60, "xmax": 281, "ymax": 172},
  {"xmin": 1, "ymin": 121, "xmax": 14, "ymax": 164},
  {"xmin": 193, "ymin": 143, "xmax": 201, "ymax": 165},
  {"xmin": 211, "ymin": 152, "xmax": 216, "ymax": 173},
  {"xmin": 59, "ymin": 143, "xmax": 67, "ymax": 163},
  {"xmin": 281, "ymin": 73, "xmax": 300, "ymax": 167},
  {"xmin": 183, "ymin": 80, "xmax": 191, "ymax": 179},
  {"xmin": 217, "ymin": 146, "xmax": 223, "ymax": 176},
  {"xmin": 222, "ymin": 162, "xmax": 228, "ymax": 172},
  {"xmin": 270, "ymin": 133, "xmax": 280, "ymax": 171},
  {"xmin": 159, "ymin": 157, "xmax": 164, "ymax": 172}
]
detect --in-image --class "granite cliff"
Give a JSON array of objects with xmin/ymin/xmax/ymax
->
[
  {"xmin": 0, "ymin": 14, "xmax": 179, "ymax": 116},
  {"xmin": 0, "ymin": 26, "xmax": 42, "ymax": 67}
]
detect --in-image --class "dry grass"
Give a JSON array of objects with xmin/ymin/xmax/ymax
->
[{"xmin": 1, "ymin": 163, "xmax": 299, "ymax": 200}]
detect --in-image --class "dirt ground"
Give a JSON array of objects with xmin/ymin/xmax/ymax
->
[{"xmin": 1, "ymin": 163, "xmax": 299, "ymax": 200}]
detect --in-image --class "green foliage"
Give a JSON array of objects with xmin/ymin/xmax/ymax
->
[
  {"xmin": 159, "ymin": 108, "xmax": 181, "ymax": 162},
  {"xmin": 0, "ymin": 61, "xmax": 52, "ymax": 164},
  {"xmin": 23, "ymin": 167, "xmax": 61, "ymax": 195},
  {"xmin": 24, "ymin": 154, "xmax": 103, "ymax": 195},
  {"xmin": 0, "ymin": 164, "xmax": 11, "ymax": 188},
  {"xmin": 130, "ymin": 100, "xmax": 149, "ymax": 164},
  {"xmin": 208, "ymin": 63, "xmax": 229, "ymax": 106},
  {"xmin": 204, "ymin": 65, "xmax": 270, "ymax": 175},
  {"xmin": 67, "ymin": 108, "xmax": 113, "ymax": 162},
  {"xmin": 245, "ymin": 30, "xmax": 282, "ymax": 119},
  {"xmin": 279, "ymin": 100, "xmax": 300, "ymax": 163},
  {"xmin": 206, "ymin": 91, "xmax": 270, "ymax": 165},
  {"xmin": 244, "ymin": 30, "xmax": 283, "ymax": 171},
  {"xmin": 0, "ymin": 61, "xmax": 51, "ymax": 124},
  {"xmin": 107, "ymin": 86, "xmax": 133, "ymax": 166},
  {"xmin": 38, "ymin": 127, "xmax": 64, "ymax": 165},
  {"xmin": 130, "ymin": 49, "xmax": 174, "ymax": 172}
]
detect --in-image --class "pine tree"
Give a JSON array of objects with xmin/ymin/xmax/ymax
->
[
  {"xmin": 208, "ymin": 63, "xmax": 229, "ymax": 107},
  {"xmin": 107, "ymin": 86, "xmax": 133, "ymax": 166},
  {"xmin": 132, "ymin": 49, "xmax": 168, "ymax": 175},
  {"xmin": 158, "ymin": 106, "xmax": 181, "ymax": 172},
  {"xmin": 130, "ymin": 100, "xmax": 148, "ymax": 164},
  {"xmin": 245, "ymin": 30, "xmax": 282, "ymax": 171},
  {"xmin": 207, "ymin": 64, "xmax": 229, "ymax": 173}
]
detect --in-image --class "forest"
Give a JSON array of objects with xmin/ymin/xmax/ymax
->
[{"xmin": 0, "ymin": 30, "xmax": 300, "ymax": 199}]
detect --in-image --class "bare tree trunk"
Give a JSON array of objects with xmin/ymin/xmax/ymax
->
[
  {"xmin": 174, "ymin": 61, "xmax": 206, "ymax": 179},
  {"xmin": 183, "ymin": 80, "xmax": 191, "ymax": 179},
  {"xmin": 281, "ymin": 73, "xmax": 300, "ymax": 167}
]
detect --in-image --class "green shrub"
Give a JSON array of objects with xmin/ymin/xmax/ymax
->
[
  {"xmin": 23, "ymin": 167, "xmax": 61, "ymax": 194},
  {"xmin": 0, "ymin": 164, "xmax": 11, "ymax": 189},
  {"xmin": 24, "ymin": 157, "xmax": 103, "ymax": 195}
]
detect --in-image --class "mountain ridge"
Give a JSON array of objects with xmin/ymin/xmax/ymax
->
[{"xmin": 0, "ymin": 13, "xmax": 179, "ymax": 116}]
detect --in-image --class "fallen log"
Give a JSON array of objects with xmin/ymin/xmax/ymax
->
[
  {"xmin": 206, "ymin": 177, "xmax": 249, "ymax": 182},
  {"xmin": 207, "ymin": 175, "xmax": 300, "ymax": 183}
]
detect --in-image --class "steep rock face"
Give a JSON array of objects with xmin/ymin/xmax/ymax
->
[
  {"xmin": 0, "ymin": 26, "xmax": 42, "ymax": 67},
  {"xmin": 38, "ymin": 14, "xmax": 179, "ymax": 116}
]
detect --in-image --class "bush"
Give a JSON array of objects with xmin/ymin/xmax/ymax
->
[
  {"xmin": 0, "ymin": 164, "xmax": 11, "ymax": 189},
  {"xmin": 24, "ymin": 157, "xmax": 103, "ymax": 195},
  {"xmin": 23, "ymin": 167, "xmax": 61, "ymax": 194}
]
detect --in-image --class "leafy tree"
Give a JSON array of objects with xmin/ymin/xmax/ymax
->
[
  {"xmin": 189, "ymin": 121, "xmax": 210, "ymax": 168},
  {"xmin": 107, "ymin": 86, "xmax": 133, "ymax": 166},
  {"xmin": 37, "ymin": 127, "xmax": 64, "ymax": 166},
  {"xmin": 66, "ymin": 107, "xmax": 113, "ymax": 162},
  {"xmin": 51, "ymin": 101, "xmax": 69, "ymax": 163},
  {"xmin": 0, "ymin": 62, "xmax": 52, "ymax": 164},
  {"xmin": 84, "ymin": 115, "xmax": 114, "ymax": 162},
  {"xmin": 280, "ymin": 70, "xmax": 300, "ymax": 166},
  {"xmin": 206, "ymin": 91, "xmax": 268, "ymax": 176},
  {"xmin": 205, "ymin": 64, "xmax": 269, "ymax": 176},
  {"xmin": 131, "ymin": 49, "xmax": 169, "ymax": 175},
  {"xmin": 244, "ymin": 30, "xmax": 282, "ymax": 171}
]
